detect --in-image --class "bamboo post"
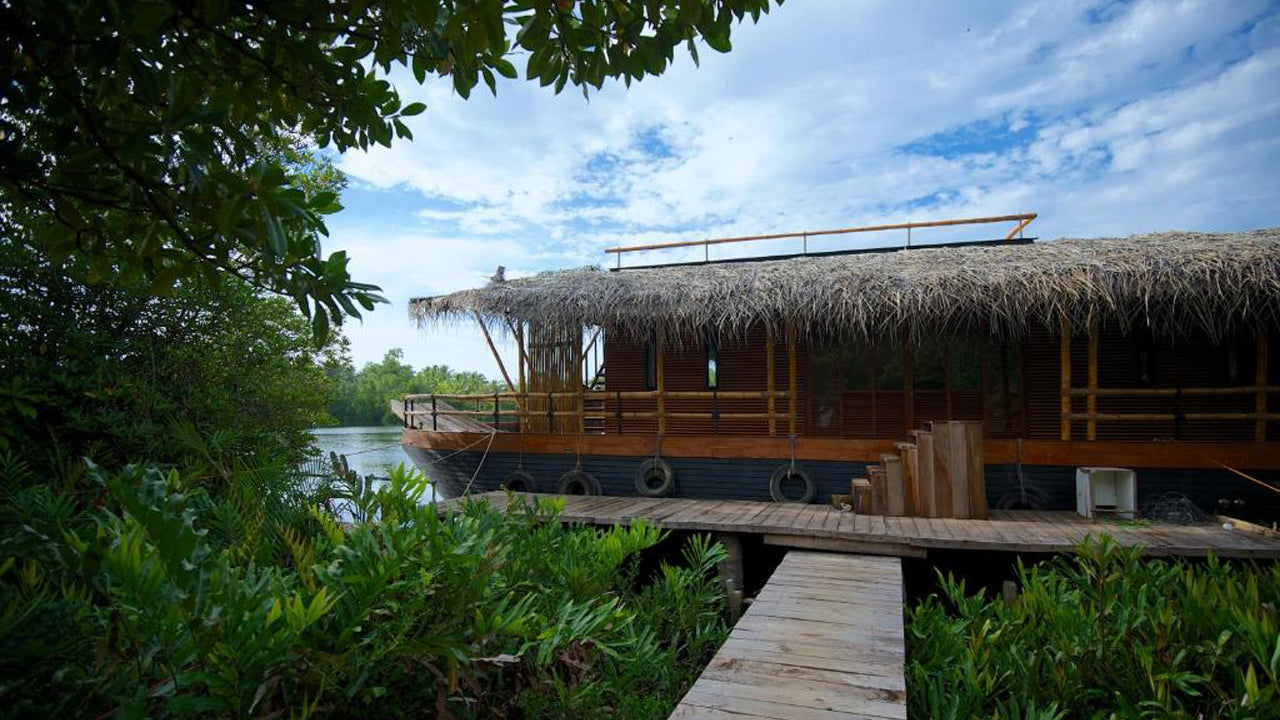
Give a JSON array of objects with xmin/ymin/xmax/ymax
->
[
  {"xmin": 474, "ymin": 311, "xmax": 517, "ymax": 393},
  {"xmin": 787, "ymin": 323, "xmax": 798, "ymax": 436},
  {"xmin": 656, "ymin": 329, "xmax": 666, "ymax": 436},
  {"xmin": 576, "ymin": 328, "xmax": 585, "ymax": 434},
  {"xmin": 1060, "ymin": 315, "xmax": 1072, "ymax": 441},
  {"xmin": 903, "ymin": 337, "xmax": 914, "ymax": 432},
  {"xmin": 515, "ymin": 322, "xmax": 526, "ymax": 394},
  {"xmin": 1258, "ymin": 329, "xmax": 1270, "ymax": 442},
  {"xmin": 766, "ymin": 329, "xmax": 777, "ymax": 436},
  {"xmin": 1087, "ymin": 318, "xmax": 1099, "ymax": 441}
]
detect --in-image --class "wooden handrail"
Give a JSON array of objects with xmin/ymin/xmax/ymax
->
[
  {"xmin": 403, "ymin": 388, "xmax": 801, "ymax": 435},
  {"xmin": 1068, "ymin": 386, "xmax": 1280, "ymax": 397},
  {"xmin": 603, "ymin": 213, "xmax": 1037, "ymax": 255},
  {"xmin": 406, "ymin": 390, "xmax": 793, "ymax": 401}
]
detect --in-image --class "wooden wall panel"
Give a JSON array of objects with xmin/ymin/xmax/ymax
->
[
  {"xmin": 601, "ymin": 325, "xmax": 807, "ymax": 436},
  {"xmin": 597, "ymin": 319, "xmax": 1274, "ymax": 443}
]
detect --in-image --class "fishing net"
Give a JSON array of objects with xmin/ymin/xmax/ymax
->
[{"xmin": 1139, "ymin": 492, "xmax": 1208, "ymax": 525}]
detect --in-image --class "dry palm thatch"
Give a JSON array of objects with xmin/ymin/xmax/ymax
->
[{"xmin": 411, "ymin": 228, "xmax": 1280, "ymax": 342}]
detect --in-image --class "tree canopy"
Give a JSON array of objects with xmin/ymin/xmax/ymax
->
[
  {"xmin": 1, "ymin": 0, "xmax": 782, "ymax": 341},
  {"xmin": 327, "ymin": 348, "xmax": 504, "ymax": 426}
]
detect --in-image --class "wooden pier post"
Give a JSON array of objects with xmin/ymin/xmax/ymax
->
[{"xmin": 715, "ymin": 532, "xmax": 745, "ymax": 621}]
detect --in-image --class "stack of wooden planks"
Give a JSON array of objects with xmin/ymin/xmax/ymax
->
[{"xmin": 864, "ymin": 420, "xmax": 988, "ymax": 519}]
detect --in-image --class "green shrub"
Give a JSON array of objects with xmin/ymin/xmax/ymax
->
[
  {"xmin": 907, "ymin": 536, "xmax": 1280, "ymax": 720},
  {"xmin": 0, "ymin": 462, "xmax": 729, "ymax": 719}
]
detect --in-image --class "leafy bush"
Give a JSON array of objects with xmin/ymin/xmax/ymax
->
[
  {"xmin": 907, "ymin": 537, "xmax": 1280, "ymax": 720},
  {"xmin": 0, "ymin": 461, "xmax": 728, "ymax": 719},
  {"xmin": 0, "ymin": 237, "xmax": 343, "ymax": 474}
]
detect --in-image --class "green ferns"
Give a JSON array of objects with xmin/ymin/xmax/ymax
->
[
  {"xmin": 907, "ymin": 537, "xmax": 1280, "ymax": 720},
  {"xmin": 0, "ymin": 464, "xmax": 729, "ymax": 719}
]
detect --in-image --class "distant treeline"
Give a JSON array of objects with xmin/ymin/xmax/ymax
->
[{"xmin": 327, "ymin": 348, "xmax": 503, "ymax": 426}]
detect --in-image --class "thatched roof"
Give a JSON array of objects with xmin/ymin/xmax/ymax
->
[{"xmin": 411, "ymin": 228, "xmax": 1280, "ymax": 341}]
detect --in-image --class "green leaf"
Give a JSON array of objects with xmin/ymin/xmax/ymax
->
[
  {"xmin": 494, "ymin": 58, "xmax": 518, "ymax": 79},
  {"xmin": 400, "ymin": 102, "xmax": 427, "ymax": 116}
]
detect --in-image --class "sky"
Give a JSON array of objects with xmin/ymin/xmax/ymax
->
[{"xmin": 326, "ymin": 0, "xmax": 1280, "ymax": 379}]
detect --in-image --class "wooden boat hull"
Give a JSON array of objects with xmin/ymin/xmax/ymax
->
[{"xmin": 404, "ymin": 442, "xmax": 1280, "ymax": 517}]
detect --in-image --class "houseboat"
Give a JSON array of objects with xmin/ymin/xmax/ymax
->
[{"xmin": 403, "ymin": 215, "xmax": 1280, "ymax": 521}]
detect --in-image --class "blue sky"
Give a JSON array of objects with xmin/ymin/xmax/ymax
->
[{"xmin": 327, "ymin": 0, "xmax": 1280, "ymax": 377}]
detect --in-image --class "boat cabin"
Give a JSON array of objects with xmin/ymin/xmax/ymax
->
[{"xmin": 404, "ymin": 217, "xmax": 1280, "ymax": 522}]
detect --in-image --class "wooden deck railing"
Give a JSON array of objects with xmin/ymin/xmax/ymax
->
[
  {"xmin": 402, "ymin": 390, "xmax": 795, "ymax": 435},
  {"xmin": 1060, "ymin": 322, "xmax": 1274, "ymax": 441},
  {"xmin": 603, "ymin": 213, "xmax": 1037, "ymax": 266}
]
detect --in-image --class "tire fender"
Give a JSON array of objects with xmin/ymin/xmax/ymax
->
[
  {"xmin": 635, "ymin": 457, "xmax": 676, "ymax": 497},
  {"xmin": 769, "ymin": 463, "xmax": 817, "ymax": 504},
  {"xmin": 557, "ymin": 469, "xmax": 602, "ymax": 496}
]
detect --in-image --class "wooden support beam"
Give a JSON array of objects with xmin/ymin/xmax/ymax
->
[
  {"xmin": 1087, "ymin": 317, "xmax": 1099, "ymax": 441},
  {"xmin": 575, "ymin": 329, "xmax": 585, "ymax": 434},
  {"xmin": 787, "ymin": 324, "xmax": 798, "ymax": 436},
  {"xmin": 656, "ymin": 329, "xmax": 667, "ymax": 436},
  {"xmin": 475, "ymin": 311, "xmax": 517, "ymax": 393},
  {"xmin": 514, "ymin": 322, "xmax": 526, "ymax": 394},
  {"xmin": 767, "ymin": 329, "xmax": 777, "ymax": 436},
  {"xmin": 903, "ymin": 337, "xmax": 914, "ymax": 432},
  {"xmin": 1060, "ymin": 315, "xmax": 1072, "ymax": 441},
  {"xmin": 1004, "ymin": 215, "xmax": 1035, "ymax": 240},
  {"xmin": 1258, "ymin": 329, "xmax": 1270, "ymax": 443}
]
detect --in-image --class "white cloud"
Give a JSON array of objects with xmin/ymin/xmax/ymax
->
[{"xmin": 329, "ymin": 0, "xmax": 1280, "ymax": 373}]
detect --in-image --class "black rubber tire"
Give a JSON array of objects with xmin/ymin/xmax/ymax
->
[
  {"xmin": 557, "ymin": 469, "xmax": 602, "ymax": 496},
  {"xmin": 770, "ymin": 463, "xmax": 817, "ymax": 504},
  {"xmin": 635, "ymin": 457, "xmax": 676, "ymax": 497},
  {"xmin": 501, "ymin": 469, "xmax": 538, "ymax": 493}
]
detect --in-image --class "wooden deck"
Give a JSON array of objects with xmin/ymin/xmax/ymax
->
[
  {"xmin": 671, "ymin": 551, "xmax": 907, "ymax": 720},
  {"xmin": 442, "ymin": 492, "xmax": 1280, "ymax": 558}
]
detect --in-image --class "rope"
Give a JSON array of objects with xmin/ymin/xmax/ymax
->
[
  {"xmin": 789, "ymin": 434, "xmax": 797, "ymax": 471},
  {"xmin": 461, "ymin": 431, "xmax": 497, "ymax": 496},
  {"xmin": 412, "ymin": 433, "xmax": 496, "ymax": 466}
]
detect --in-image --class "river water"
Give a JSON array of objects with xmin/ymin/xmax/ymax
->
[{"xmin": 308, "ymin": 426, "xmax": 436, "ymax": 502}]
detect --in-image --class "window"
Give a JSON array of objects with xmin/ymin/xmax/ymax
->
[
  {"xmin": 705, "ymin": 331, "xmax": 719, "ymax": 389},
  {"xmin": 644, "ymin": 333, "xmax": 658, "ymax": 390}
]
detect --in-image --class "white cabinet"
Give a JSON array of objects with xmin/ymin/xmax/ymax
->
[{"xmin": 1076, "ymin": 467, "xmax": 1137, "ymax": 519}]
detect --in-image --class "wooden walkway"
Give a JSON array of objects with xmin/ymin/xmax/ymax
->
[
  {"xmin": 672, "ymin": 551, "xmax": 907, "ymax": 720},
  {"xmin": 442, "ymin": 492, "xmax": 1280, "ymax": 558}
]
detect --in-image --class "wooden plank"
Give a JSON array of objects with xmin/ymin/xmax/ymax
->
[
  {"xmin": 670, "ymin": 551, "xmax": 906, "ymax": 720},
  {"xmin": 963, "ymin": 422, "xmax": 988, "ymax": 519},
  {"xmin": 451, "ymin": 493, "xmax": 1280, "ymax": 559},
  {"xmin": 882, "ymin": 456, "xmax": 905, "ymax": 516},
  {"xmin": 914, "ymin": 431, "xmax": 937, "ymax": 518},
  {"xmin": 764, "ymin": 534, "xmax": 925, "ymax": 558},
  {"xmin": 945, "ymin": 422, "xmax": 971, "ymax": 519},
  {"xmin": 897, "ymin": 443, "xmax": 920, "ymax": 516}
]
